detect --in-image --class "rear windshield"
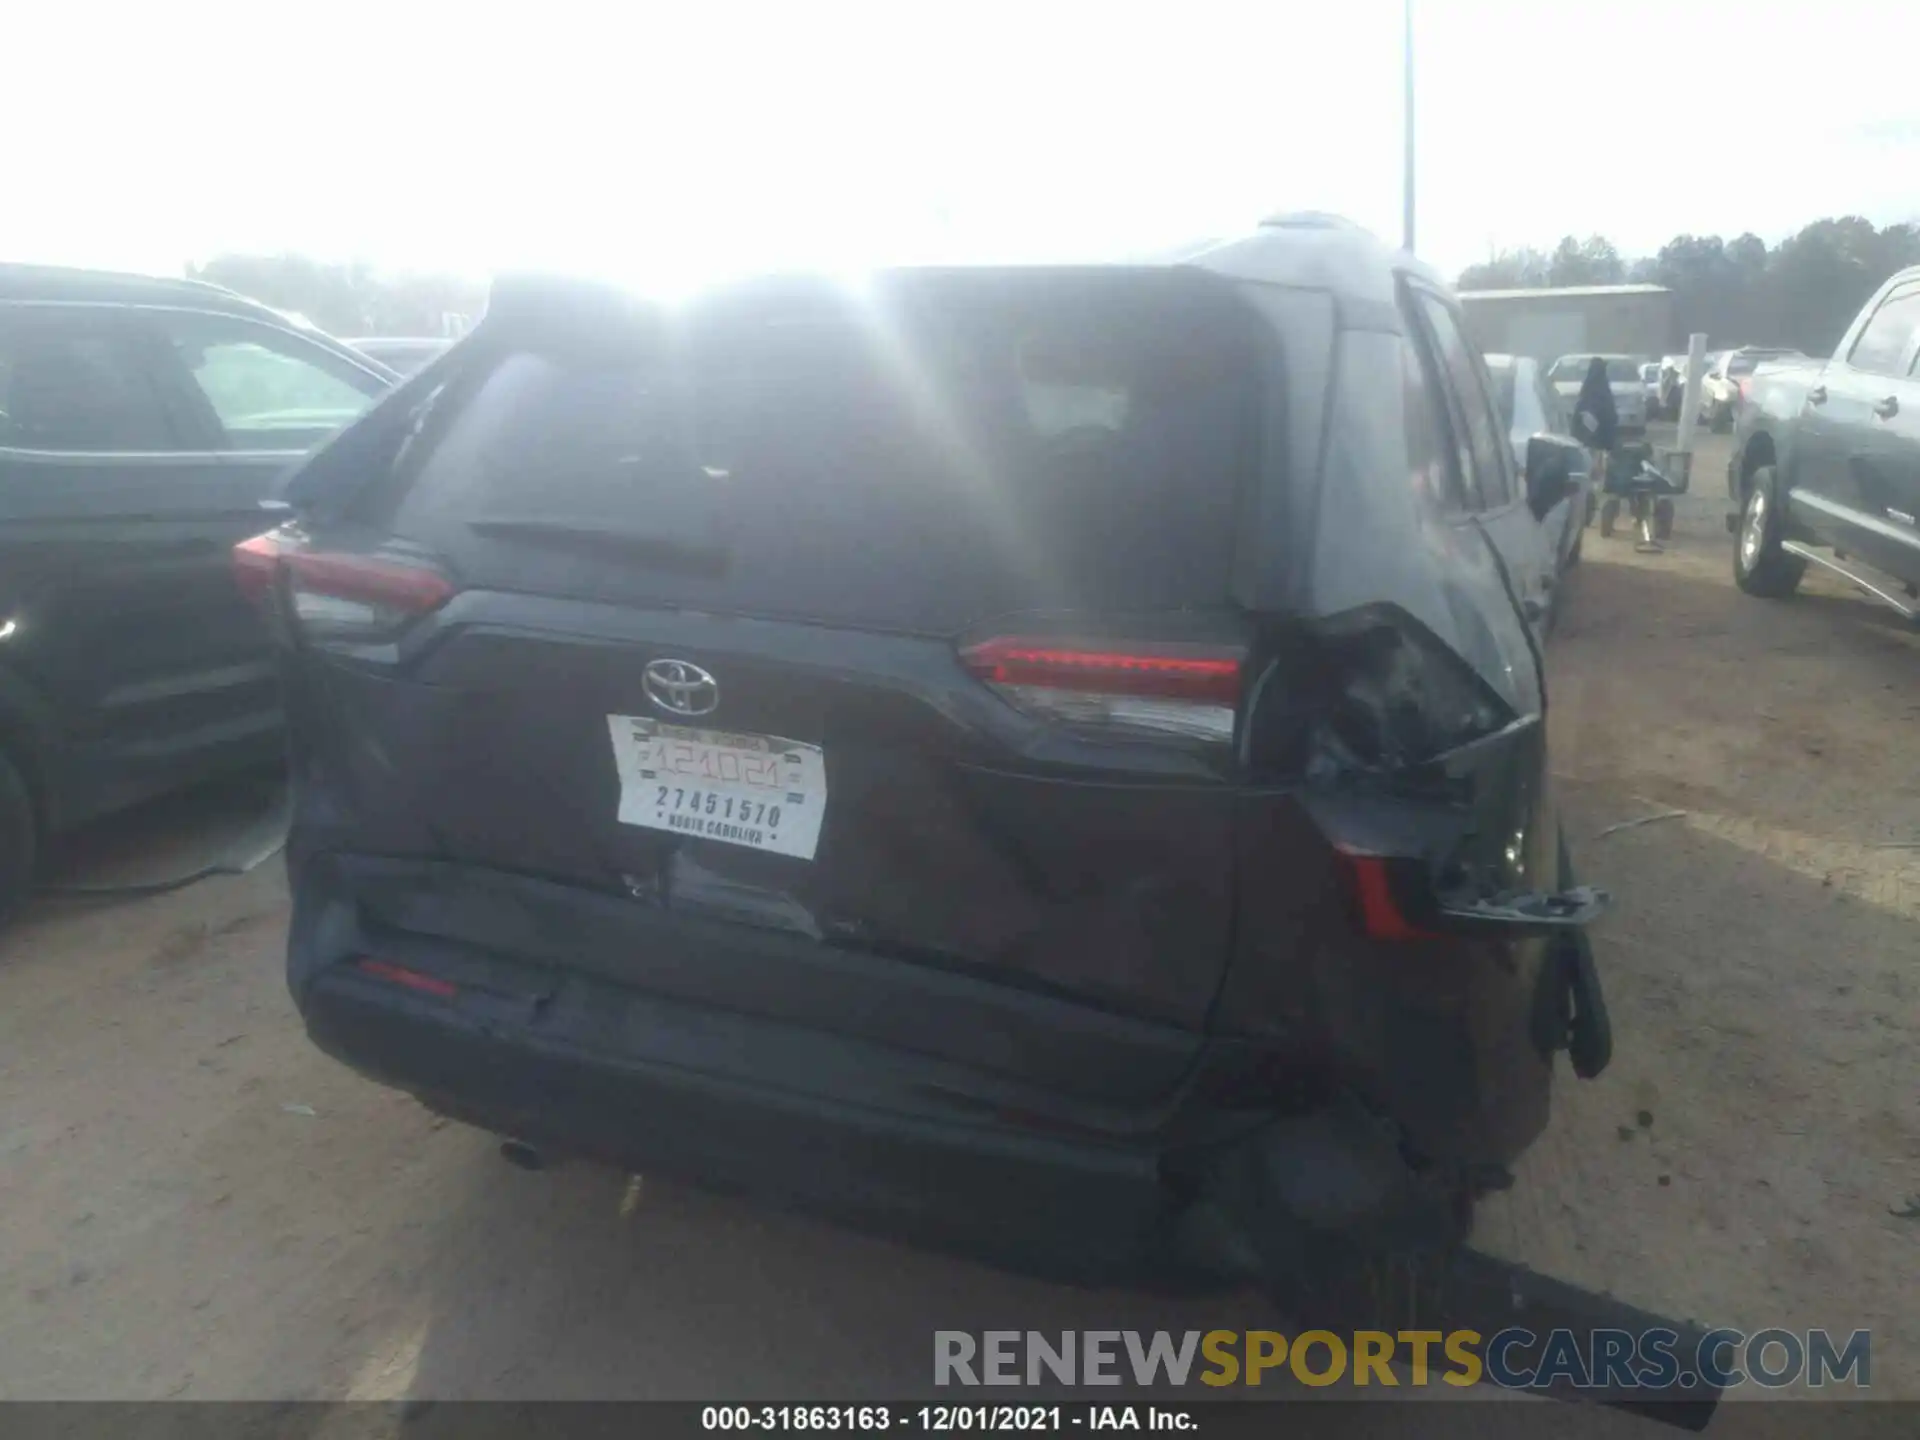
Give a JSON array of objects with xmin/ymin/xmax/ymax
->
[{"xmin": 380, "ymin": 272, "xmax": 1264, "ymax": 633}]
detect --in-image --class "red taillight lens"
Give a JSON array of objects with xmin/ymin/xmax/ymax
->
[
  {"xmin": 286, "ymin": 551, "xmax": 453, "ymax": 612},
  {"xmin": 959, "ymin": 637, "xmax": 1243, "ymax": 744},
  {"xmin": 961, "ymin": 639, "xmax": 1242, "ymax": 702},
  {"xmin": 234, "ymin": 529, "xmax": 453, "ymax": 643}
]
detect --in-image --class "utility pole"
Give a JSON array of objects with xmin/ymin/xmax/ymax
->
[{"xmin": 1402, "ymin": 0, "xmax": 1416, "ymax": 253}]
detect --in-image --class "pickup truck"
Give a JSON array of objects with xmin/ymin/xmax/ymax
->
[{"xmin": 1727, "ymin": 264, "xmax": 1920, "ymax": 616}]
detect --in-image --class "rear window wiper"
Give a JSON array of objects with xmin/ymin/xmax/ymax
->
[{"xmin": 466, "ymin": 516, "xmax": 729, "ymax": 576}]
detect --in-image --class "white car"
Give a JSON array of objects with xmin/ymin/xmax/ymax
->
[
  {"xmin": 1699, "ymin": 347, "xmax": 1799, "ymax": 432},
  {"xmin": 1546, "ymin": 353, "xmax": 1648, "ymax": 432}
]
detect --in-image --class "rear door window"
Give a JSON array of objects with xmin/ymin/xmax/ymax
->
[
  {"xmin": 156, "ymin": 312, "xmax": 388, "ymax": 451},
  {"xmin": 1401, "ymin": 337, "xmax": 1465, "ymax": 512},
  {"xmin": 1412, "ymin": 292, "xmax": 1514, "ymax": 509},
  {"xmin": 1848, "ymin": 285, "xmax": 1920, "ymax": 377},
  {"xmin": 384, "ymin": 272, "xmax": 1264, "ymax": 634}
]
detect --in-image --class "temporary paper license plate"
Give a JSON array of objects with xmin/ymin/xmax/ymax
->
[{"xmin": 606, "ymin": 715, "xmax": 827, "ymax": 860}]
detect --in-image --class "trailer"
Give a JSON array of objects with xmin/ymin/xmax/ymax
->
[{"xmin": 1459, "ymin": 283, "xmax": 1676, "ymax": 367}]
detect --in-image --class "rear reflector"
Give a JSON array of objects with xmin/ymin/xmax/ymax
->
[
  {"xmin": 355, "ymin": 958, "xmax": 459, "ymax": 999},
  {"xmin": 960, "ymin": 637, "xmax": 1243, "ymax": 744},
  {"xmin": 1335, "ymin": 850, "xmax": 1441, "ymax": 942}
]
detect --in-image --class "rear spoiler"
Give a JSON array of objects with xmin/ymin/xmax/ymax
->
[{"xmin": 280, "ymin": 273, "xmax": 664, "ymax": 517}]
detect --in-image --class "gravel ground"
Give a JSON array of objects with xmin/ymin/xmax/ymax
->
[{"xmin": 1, "ymin": 429, "xmax": 1913, "ymax": 1419}]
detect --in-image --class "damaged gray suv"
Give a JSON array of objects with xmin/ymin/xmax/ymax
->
[{"xmin": 241, "ymin": 215, "xmax": 1716, "ymax": 1423}]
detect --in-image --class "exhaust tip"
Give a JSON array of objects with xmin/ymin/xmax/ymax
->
[{"xmin": 499, "ymin": 1139, "xmax": 545, "ymax": 1171}]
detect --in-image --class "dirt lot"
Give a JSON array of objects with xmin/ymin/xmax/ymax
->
[{"xmin": 1, "ymin": 428, "xmax": 1915, "ymax": 1414}]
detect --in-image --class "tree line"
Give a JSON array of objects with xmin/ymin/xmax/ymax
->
[
  {"xmin": 1457, "ymin": 217, "xmax": 1920, "ymax": 357},
  {"xmin": 187, "ymin": 217, "xmax": 1920, "ymax": 359}
]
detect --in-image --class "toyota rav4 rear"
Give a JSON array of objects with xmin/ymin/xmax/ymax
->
[{"xmin": 252, "ymin": 227, "xmax": 1615, "ymax": 1298}]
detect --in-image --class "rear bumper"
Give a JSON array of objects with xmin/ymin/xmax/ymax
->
[
  {"xmin": 288, "ymin": 849, "xmax": 1569, "ymax": 1279},
  {"xmin": 288, "ymin": 851, "xmax": 1225, "ymax": 1279},
  {"xmin": 303, "ymin": 974, "xmax": 1180, "ymax": 1280}
]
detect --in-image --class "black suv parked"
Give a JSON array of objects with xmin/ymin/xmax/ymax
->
[
  {"xmin": 252, "ymin": 216, "xmax": 1623, "ymax": 1321},
  {"xmin": 0, "ymin": 264, "xmax": 395, "ymax": 914}
]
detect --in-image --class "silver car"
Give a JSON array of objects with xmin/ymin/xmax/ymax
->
[{"xmin": 1547, "ymin": 353, "xmax": 1649, "ymax": 432}]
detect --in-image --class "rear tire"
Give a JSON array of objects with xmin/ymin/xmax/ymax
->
[
  {"xmin": 1711, "ymin": 403, "xmax": 1733, "ymax": 434},
  {"xmin": 1654, "ymin": 497, "xmax": 1676, "ymax": 540},
  {"xmin": 1733, "ymin": 466, "xmax": 1805, "ymax": 598},
  {"xmin": 1599, "ymin": 497, "xmax": 1620, "ymax": 538},
  {"xmin": 0, "ymin": 751, "xmax": 35, "ymax": 924}
]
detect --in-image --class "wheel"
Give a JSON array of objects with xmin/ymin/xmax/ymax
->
[
  {"xmin": 1568, "ymin": 525, "xmax": 1584, "ymax": 566},
  {"xmin": 1733, "ymin": 465, "xmax": 1806, "ymax": 598},
  {"xmin": 0, "ymin": 750, "xmax": 34, "ymax": 924},
  {"xmin": 1654, "ymin": 497, "xmax": 1676, "ymax": 541},
  {"xmin": 1599, "ymin": 497, "xmax": 1621, "ymax": 538},
  {"xmin": 1711, "ymin": 402, "xmax": 1733, "ymax": 434},
  {"xmin": 1633, "ymin": 496, "xmax": 1657, "ymax": 547}
]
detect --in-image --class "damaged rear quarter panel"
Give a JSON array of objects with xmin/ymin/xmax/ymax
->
[{"xmin": 1216, "ymin": 323, "xmax": 1557, "ymax": 1166}]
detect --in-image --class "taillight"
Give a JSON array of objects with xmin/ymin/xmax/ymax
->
[
  {"xmin": 1306, "ymin": 606, "xmax": 1517, "ymax": 771},
  {"xmin": 232, "ymin": 529, "xmax": 453, "ymax": 643},
  {"xmin": 284, "ymin": 551, "xmax": 454, "ymax": 640},
  {"xmin": 959, "ymin": 636, "xmax": 1243, "ymax": 744}
]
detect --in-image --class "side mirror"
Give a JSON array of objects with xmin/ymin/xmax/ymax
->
[{"xmin": 1524, "ymin": 433, "xmax": 1581, "ymax": 522}]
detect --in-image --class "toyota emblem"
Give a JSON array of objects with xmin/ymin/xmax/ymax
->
[{"xmin": 643, "ymin": 659, "xmax": 720, "ymax": 717}]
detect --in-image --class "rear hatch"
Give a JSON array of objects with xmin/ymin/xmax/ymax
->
[{"xmin": 275, "ymin": 269, "xmax": 1271, "ymax": 1044}]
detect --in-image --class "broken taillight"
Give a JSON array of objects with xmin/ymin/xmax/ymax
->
[{"xmin": 959, "ymin": 636, "xmax": 1244, "ymax": 744}]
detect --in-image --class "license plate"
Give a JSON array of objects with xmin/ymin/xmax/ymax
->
[{"xmin": 606, "ymin": 715, "xmax": 827, "ymax": 860}]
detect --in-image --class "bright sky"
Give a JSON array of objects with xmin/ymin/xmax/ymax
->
[{"xmin": 6, "ymin": 1, "xmax": 1912, "ymax": 289}]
